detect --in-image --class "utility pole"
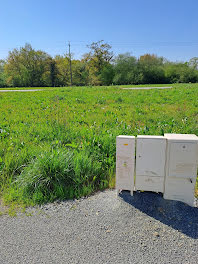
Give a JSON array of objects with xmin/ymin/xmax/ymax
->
[{"xmin": 68, "ymin": 41, "xmax": 72, "ymax": 86}]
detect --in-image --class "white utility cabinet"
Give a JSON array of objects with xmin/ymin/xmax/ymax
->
[
  {"xmin": 116, "ymin": 135, "xmax": 135, "ymax": 195},
  {"xmin": 164, "ymin": 134, "xmax": 198, "ymax": 207},
  {"xmin": 135, "ymin": 135, "xmax": 167, "ymax": 193}
]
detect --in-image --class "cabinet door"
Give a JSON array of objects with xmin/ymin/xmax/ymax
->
[
  {"xmin": 164, "ymin": 177, "xmax": 196, "ymax": 206},
  {"xmin": 168, "ymin": 143, "xmax": 198, "ymax": 178},
  {"xmin": 116, "ymin": 136, "xmax": 135, "ymax": 193},
  {"xmin": 116, "ymin": 163, "xmax": 134, "ymax": 191},
  {"xmin": 136, "ymin": 138, "xmax": 166, "ymax": 177}
]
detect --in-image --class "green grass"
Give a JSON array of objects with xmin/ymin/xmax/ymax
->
[{"xmin": 0, "ymin": 83, "xmax": 198, "ymax": 206}]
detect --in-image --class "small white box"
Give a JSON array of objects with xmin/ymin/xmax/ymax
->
[
  {"xmin": 164, "ymin": 134, "xmax": 198, "ymax": 206},
  {"xmin": 116, "ymin": 136, "xmax": 135, "ymax": 195},
  {"xmin": 135, "ymin": 135, "xmax": 166, "ymax": 193}
]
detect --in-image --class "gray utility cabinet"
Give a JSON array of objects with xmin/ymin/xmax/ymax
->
[
  {"xmin": 164, "ymin": 134, "xmax": 198, "ymax": 206},
  {"xmin": 135, "ymin": 135, "xmax": 166, "ymax": 193}
]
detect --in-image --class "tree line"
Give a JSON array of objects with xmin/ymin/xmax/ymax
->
[{"xmin": 0, "ymin": 41, "xmax": 198, "ymax": 87}]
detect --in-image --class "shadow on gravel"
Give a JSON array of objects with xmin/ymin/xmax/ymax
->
[{"xmin": 119, "ymin": 191, "xmax": 198, "ymax": 239}]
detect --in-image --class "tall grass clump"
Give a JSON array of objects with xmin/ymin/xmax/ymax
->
[{"xmin": 4, "ymin": 148, "xmax": 105, "ymax": 204}]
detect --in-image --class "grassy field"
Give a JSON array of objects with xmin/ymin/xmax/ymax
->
[{"xmin": 0, "ymin": 83, "xmax": 198, "ymax": 206}]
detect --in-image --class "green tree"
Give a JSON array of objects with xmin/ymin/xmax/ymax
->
[
  {"xmin": 113, "ymin": 53, "xmax": 140, "ymax": 85},
  {"xmin": 2, "ymin": 41, "xmax": 198, "ymax": 87},
  {"xmin": 188, "ymin": 57, "xmax": 198, "ymax": 70},
  {"xmin": 138, "ymin": 54, "xmax": 166, "ymax": 84},
  {"xmin": 55, "ymin": 55, "xmax": 71, "ymax": 86},
  {"xmin": 72, "ymin": 60, "xmax": 89, "ymax": 86},
  {"xmin": 0, "ymin": 60, "xmax": 6, "ymax": 87},
  {"xmin": 5, "ymin": 43, "xmax": 52, "ymax": 87},
  {"xmin": 164, "ymin": 62, "xmax": 198, "ymax": 83},
  {"xmin": 49, "ymin": 58, "xmax": 58, "ymax": 87},
  {"xmin": 100, "ymin": 64, "xmax": 114, "ymax": 85},
  {"xmin": 84, "ymin": 40, "xmax": 114, "ymax": 85}
]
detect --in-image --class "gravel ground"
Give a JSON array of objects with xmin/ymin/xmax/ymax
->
[{"xmin": 0, "ymin": 190, "xmax": 198, "ymax": 264}]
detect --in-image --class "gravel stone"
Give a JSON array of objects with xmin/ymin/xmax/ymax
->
[{"xmin": 0, "ymin": 190, "xmax": 198, "ymax": 264}]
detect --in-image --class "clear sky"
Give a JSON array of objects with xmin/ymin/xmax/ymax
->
[{"xmin": 0, "ymin": 0, "xmax": 198, "ymax": 62}]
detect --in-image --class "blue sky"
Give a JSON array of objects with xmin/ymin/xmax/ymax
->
[{"xmin": 0, "ymin": 0, "xmax": 198, "ymax": 62}]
